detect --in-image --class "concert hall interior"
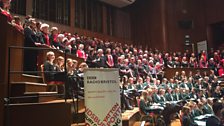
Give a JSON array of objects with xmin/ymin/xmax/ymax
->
[{"xmin": 0, "ymin": 0, "xmax": 224, "ymax": 126}]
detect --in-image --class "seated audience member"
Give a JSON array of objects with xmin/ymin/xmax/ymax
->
[
  {"xmin": 167, "ymin": 56, "xmax": 174, "ymax": 68},
  {"xmin": 136, "ymin": 77, "xmax": 144, "ymax": 91},
  {"xmin": 118, "ymin": 57, "xmax": 133, "ymax": 77},
  {"xmin": 39, "ymin": 23, "xmax": 50, "ymax": 46},
  {"xmin": 12, "ymin": 16, "xmax": 23, "ymax": 32},
  {"xmin": 165, "ymin": 87, "xmax": 174, "ymax": 101},
  {"xmin": 181, "ymin": 106, "xmax": 198, "ymax": 126},
  {"xmin": 173, "ymin": 57, "xmax": 181, "ymax": 68},
  {"xmin": 76, "ymin": 44, "xmax": 86, "ymax": 60},
  {"xmin": 86, "ymin": 49, "xmax": 97, "ymax": 68},
  {"xmin": 55, "ymin": 34, "xmax": 64, "ymax": 50},
  {"xmin": 69, "ymin": 37, "xmax": 77, "ymax": 54},
  {"xmin": 201, "ymin": 97, "xmax": 213, "ymax": 114},
  {"xmin": 189, "ymin": 53, "xmax": 198, "ymax": 68},
  {"xmin": 189, "ymin": 88, "xmax": 198, "ymax": 100},
  {"xmin": 66, "ymin": 58, "xmax": 73, "ymax": 76},
  {"xmin": 95, "ymin": 48, "xmax": 106, "ymax": 68},
  {"xmin": 218, "ymin": 62, "xmax": 224, "ymax": 77},
  {"xmin": 199, "ymin": 56, "xmax": 207, "ymax": 68},
  {"xmin": 55, "ymin": 56, "xmax": 65, "ymax": 72},
  {"xmin": 153, "ymin": 88, "xmax": 161, "ymax": 103},
  {"xmin": 206, "ymin": 102, "xmax": 223, "ymax": 126},
  {"xmin": 49, "ymin": 27, "xmax": 59, "ymax": 48},
  {"xmin": 181, "ymin": 56, "xmax": 189, "ymax": 68},
  {"xmin": 74, "ymin": 62, "xmax": 88, "ymax": 87},
  {"xmin": 146, "ymin": 88, "xmax": 154, "ymax": 105},
  {"xmin": 23, "ymin": 15, "xmax": 32, "ymax": 28},
  {"xmin": 190, "ymin": 101, "xmax": 203, "ymax": 118},
  {"xmin": 120, "ymin": 76, "xmax": 134, "ymax": 111},
  {"xmin": 0, "ymin": 0, "xmax": 12, "ymax": 22},
  {"xmin": 61, "ymin": 37, "xmax": 72, "ymax": 53},
  {"xmin": 212, "ymin": 86, "xmax": 223, "ymax": 99},
  {"xmin": 105, "ymin": 48, "xmax": 114, "ymax": 68},
  {"xmin": 72, "ymin": 60, "xmax": 78, "ymax": 72},
  {"xmin": 66, "ymin": 58, "xmax": 81, "ymax": 97},
  {"xmin": 139, "ymin": 90, "xmax": 151, "ymax": 115},
  {"xmin": 128, "ymin": 57, "xmax": 138, "ymax": 77},
  {"xmin": 173, "ymin": 88, "xmax": 181, "ymax": 101},
  {"xmin": 35, "ymin": 21, "xmax": 42, "ymax": 43},
  {"xmin": 43, "ymin": 51, "xmax": 65, "ymax": 83}
]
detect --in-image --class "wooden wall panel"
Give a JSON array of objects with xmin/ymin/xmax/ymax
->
[
  {"xmin": 130, "ymin": 0, "xmax": 165, "ymax": 50},
  {"xmin": 113, "ymin": 9, "xmax": 131, "ymax": 40},
  {"xmin": 165, "ymin": 0, "xmax": 207, "ymax": 52},
  {"xmin": 130, "ymin": 0, "xmax": 224, "ymax": 51},
  {"xmin": 205, "ymin": 0, "xmax": 224, "ymax": 24}
]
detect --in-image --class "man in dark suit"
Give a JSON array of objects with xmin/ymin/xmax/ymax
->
[
  {"xmin": 173, "ymin": 88, "xmax": 181, "ymax": 101},
  {"xmin": 96, "ymin": 49, "xmax": 107, "ymax": 68},
  {"xmin": 23, "ymin": 18, "xmax": 42, "ymax": 73},
  {"xmin": 202, "ymin": 98, "xmax": 214, "ymax": 114},
  {"xmin": 152, "ymin": 88, "xmax": 161, "ymax": 103},
  {"xmin": 165, "ymin": 87, "xmax": 174, "ymax": 101},
  {"xmin": 189, "ymin": 88, "xmax": 198, "ymax": 100}
]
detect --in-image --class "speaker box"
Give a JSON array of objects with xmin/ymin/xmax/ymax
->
[{"xmin": 178, "ymin": 20, "xmax": 193, "ymax": 29}]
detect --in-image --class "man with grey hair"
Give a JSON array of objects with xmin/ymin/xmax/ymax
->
[{"xmin": 96, "ymin": 48, "xmax": 106, "ymax": 68}]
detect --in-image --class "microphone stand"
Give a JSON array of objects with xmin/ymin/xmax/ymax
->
[{"xmin": 121, "ymin": 76, "xmax": 126, "ymax": 113}]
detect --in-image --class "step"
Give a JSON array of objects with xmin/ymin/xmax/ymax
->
[
  {"xmin": 10, "ymin": 82, "xmax": 47, "ymax": 96},
  {"xmin": 25, "ymin": 91, "xmax": 60, "ymax": 103},
  {"xmin": 5, "ymin": 102, "xmax": 72, "ymax": 126},
  {"xmin": 21, "ymin": 74, "xmax": 43, "ymax": 83},
  {"xmin": 10, "ymin": 92, "xmax": 61, "ymax": 103},
  {"xmin": 46, "ymin": 99, "xmax": 86, "ymax": 124},
  {"xmin": 46, "ymin": 99, "xmax": 85, "ymax": 111}
]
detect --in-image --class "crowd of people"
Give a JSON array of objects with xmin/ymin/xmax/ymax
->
[
  {"xmin": 1, "ymin": 0, "xmax": 224, "ymax": 75},
  {"xmin": 135, "ymin": 71, "xmax": 224, "ymax": 126},
  {"xmin": 1, "ymin": 0, "xmax": 224, "ymax": 125}
]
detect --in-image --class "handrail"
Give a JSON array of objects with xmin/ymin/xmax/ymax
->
[
  {"xmin": 9, "ymin": 71, "xmax": 65, "ymax": 74},
  {"xmin": 9, "ymin": 45, "xmax": 64, "ymax": 50},
  {"xmin": 7, "ymin": 46, "xmax": 69, "ymax": 101},
  {"xmin": 6, "ymin": 45, "xmax": 79, "ymax": 124}
]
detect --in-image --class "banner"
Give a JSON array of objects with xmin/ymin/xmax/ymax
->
[
  {"xmin": 84, "ymin": 68, "xmax": 122, "ymax": 126},
  {"xmin": 197, "ymin": 40, "xmax": 207, "ymax": 54}
]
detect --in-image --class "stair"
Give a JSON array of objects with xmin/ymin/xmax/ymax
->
[
  {"xmin": 10, "ymin": 82, "xmax": 47, "ymax": 96},
  {"xmin": 46, "ymin": 99, "xmax": 86, "ymax": 124},
  {"xmin": 21, "ymin": 74, "xmax": 43, "ymax": 83},
  {"xmin": 5, "ymin": 101, "xmax": 72, "ymax": 126},
  {"xmin": 10, "ymin": 91, "xmax": 61, "ymax": 103}
]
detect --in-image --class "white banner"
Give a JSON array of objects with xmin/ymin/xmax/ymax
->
[
  {"xmin": 84, "ymin": 68, "xmax": 122, "ymax": 126},
  {"xmin": 197, "ymin": 40, "xmax": 207, "ymax": 54}
]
